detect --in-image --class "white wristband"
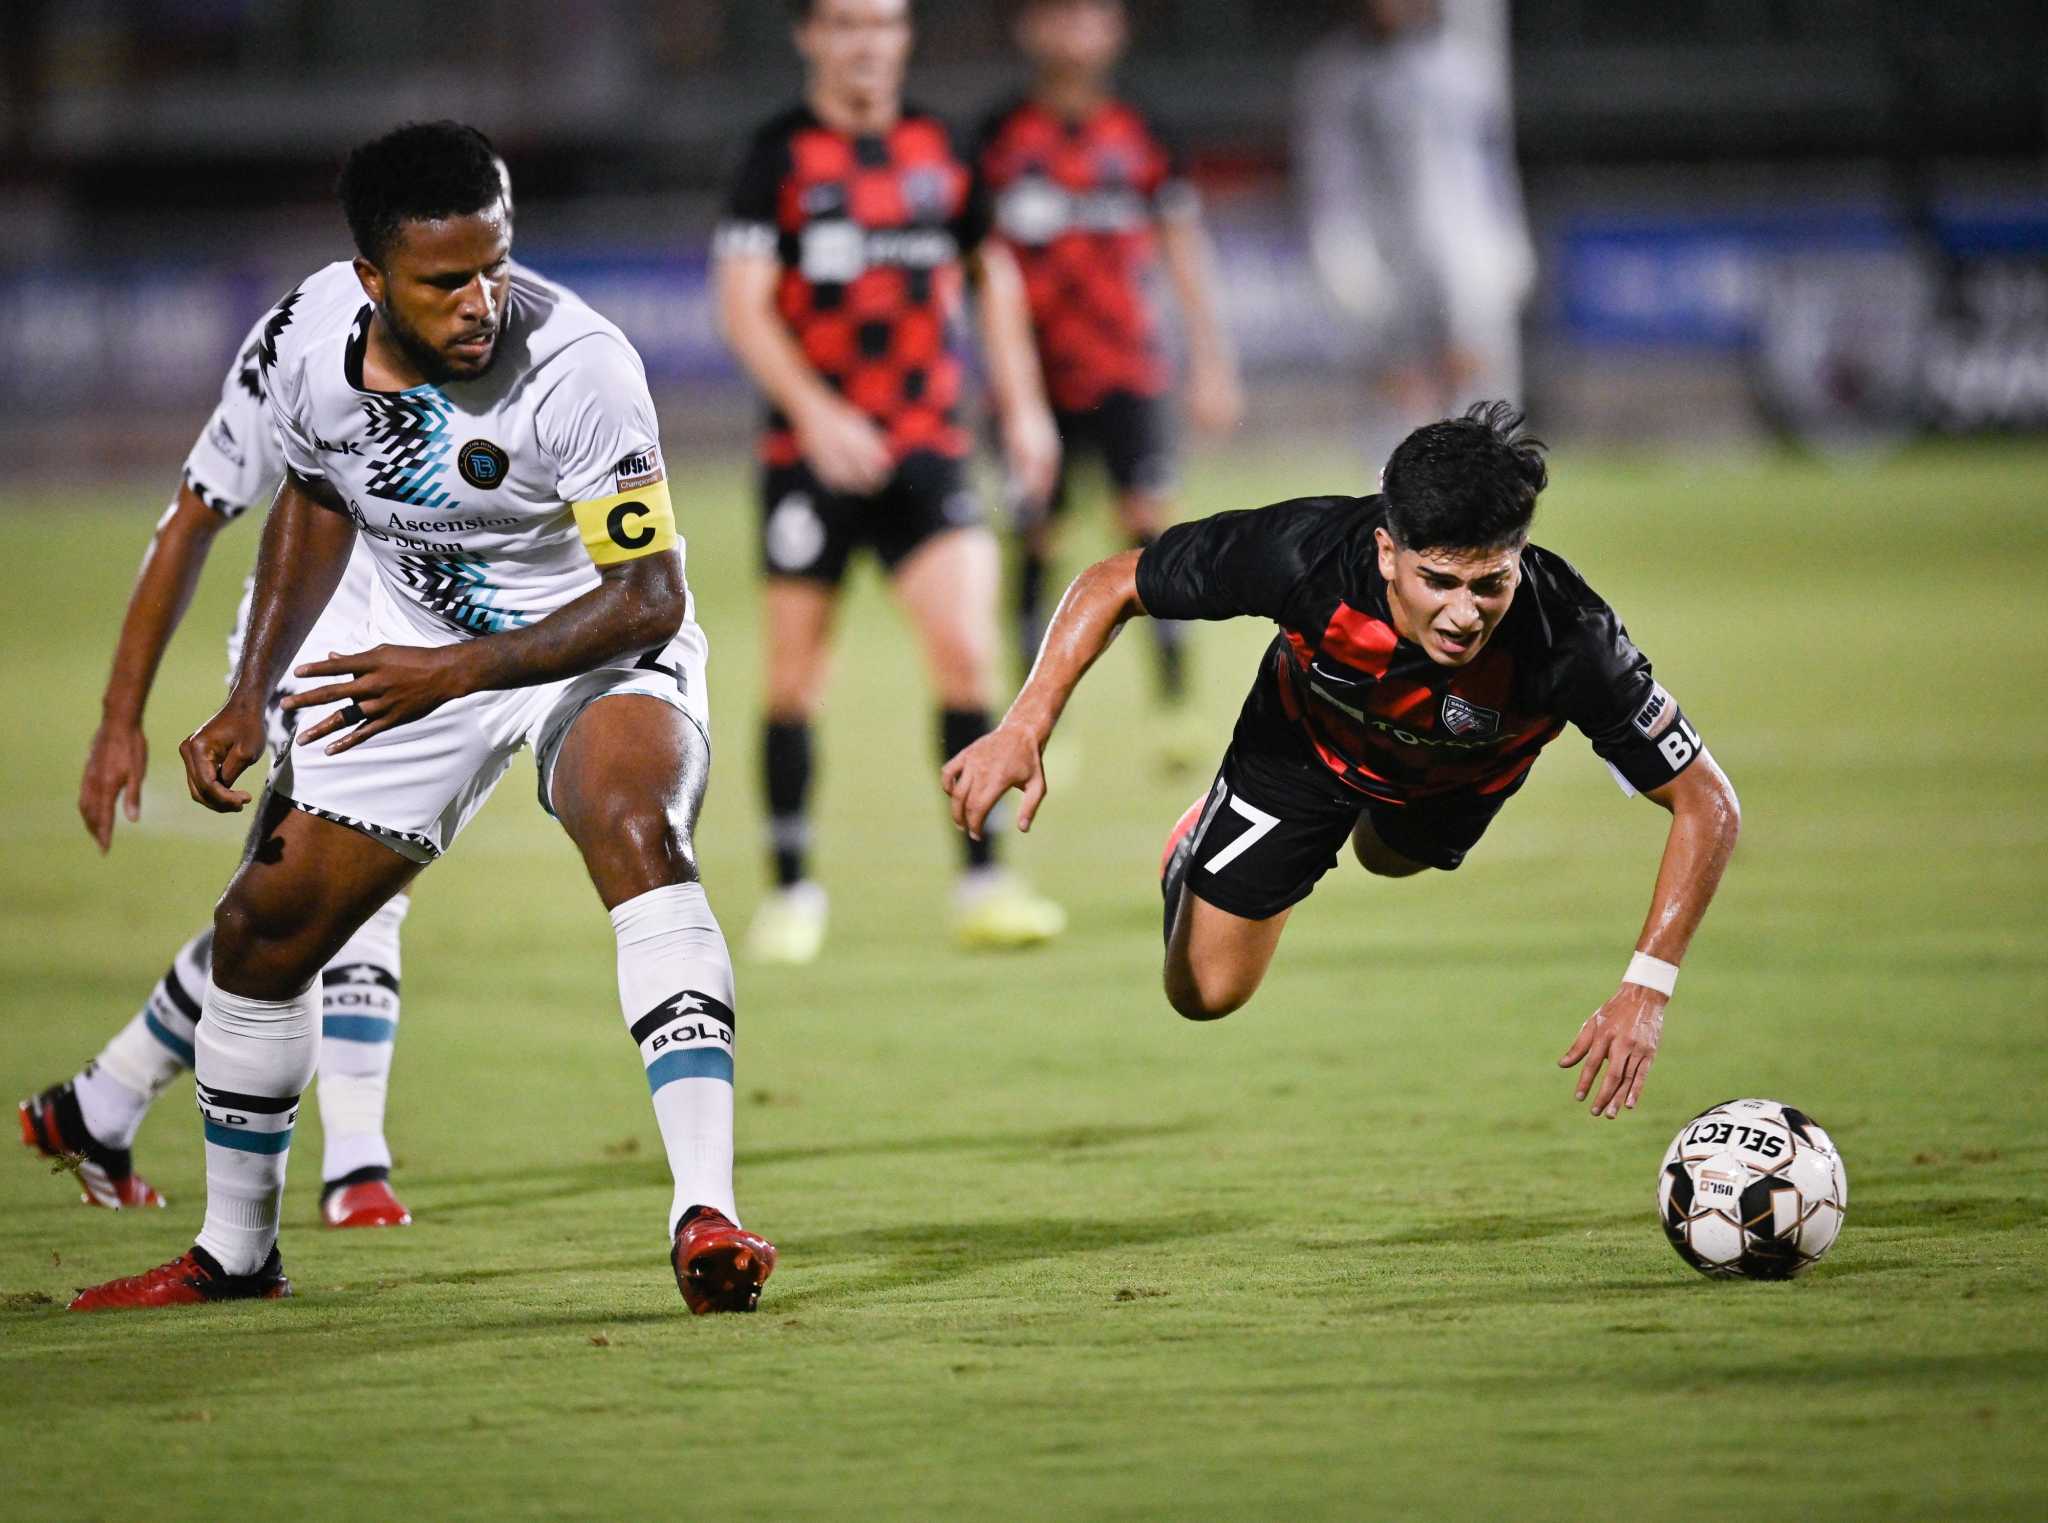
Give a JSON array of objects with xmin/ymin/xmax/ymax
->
[{"xmin": 1624, "ymin": 952, "xmax": 1679, "ymax": 997}]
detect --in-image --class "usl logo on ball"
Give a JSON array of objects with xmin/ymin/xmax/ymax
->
[
  {"xmin": 1657, "ymin": 1098, "xmax": 1848, "ymax": 1279},
  {"xmin": 458, "ymin": 438, "xmax": 509, "ymax": 490}
]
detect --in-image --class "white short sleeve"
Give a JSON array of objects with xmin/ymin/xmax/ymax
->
[
  {"xmin": 252, "ymin": 286, "xmax": 330, "ymax": 484},
  {"xmin": 181, "ymin": 315, "xmax": 289, "ymax": 520},
  {"xmin": 538, "ymin": 334, "xmax": 666, "ymax": 506}
]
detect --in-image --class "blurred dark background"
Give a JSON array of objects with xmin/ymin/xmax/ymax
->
[{"xmin": 2, "ymin": 0, "xmax": 2045, "ymax": 471}]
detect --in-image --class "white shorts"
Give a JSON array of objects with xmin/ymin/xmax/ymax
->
[{"xmin": 266, "ymin": 579, "xmax": 710, "ymax": 864}]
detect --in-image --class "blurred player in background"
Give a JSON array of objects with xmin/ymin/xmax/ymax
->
[
  {"xmin": 946, "ymin": 404, "xmax": 1740, "ymax": 1121},
  {"xmin": 27, "ymin": 150, "xmax": 516, "ymax": 1231},
  {"xmin": 976, "ymin": 0, "xmax": 1243, "ymax": 739},
  {"xmin": 72, "ymin": 121, "xmax": 774, "ymax": 1314},
  {"xmin": 1295, "ymin": 0, "xmax": 1534, "ymax": 460},
  {"xmin": 715, "ymin": 0, "xmax": 1066, "ymax": 963}
]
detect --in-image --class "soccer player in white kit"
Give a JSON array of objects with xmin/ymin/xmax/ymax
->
[
  {"xmin": 71, "ymin": 121, "xmax": 775, "ymax": 1314},
  {"xmin": 21, "ymin": 310, "xmax": 417, "ymax": 1231}
]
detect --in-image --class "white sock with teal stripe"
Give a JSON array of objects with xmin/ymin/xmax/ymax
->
[
  {"xmin": 611, "ymin": 883, "xmax": 739, "ymax": 1237},
  {"xmin": 194, "ymin": 980, "xmax": 320, "ymax": 1275},
  {"xmin": 73, "ymin": 927, "xmax": 213, "ymax": 1148},
  {"xmin": 315, "ymin": 894, "xmax": 407, "ymax": 1185}
]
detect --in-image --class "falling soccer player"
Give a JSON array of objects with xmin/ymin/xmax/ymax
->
[
  {"xmin": 944, "ymin": 403, "xmax": 1740, "ymax": 1119},
  {"xmin": 975, "ymin": 0, "xmax": 1244, "ymax": 738},
  {"xmin": 715, "ymin": 0, "xmax": 1067, "ymax": 963},
  {"xmin": 69, "ymin": 121, "xmax": 774, "ymax": 1313}
]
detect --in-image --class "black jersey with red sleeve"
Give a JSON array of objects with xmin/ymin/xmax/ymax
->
[
  {"xmin": 1135, "ymin": 496, "xmax": 1706, "ymax": 804},
  {"xmin": 975, "ymin": 96, "xmax": 1195, "ymax": 414},
  {"xmin": 717, "ymin": 104, "xmax": 991, "ymax": 468}
]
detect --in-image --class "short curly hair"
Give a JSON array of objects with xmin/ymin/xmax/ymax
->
[
  {"xmin": 1381, "ymin": 401, "xmax": 1549, "ymax": 553},
  {"xmin": 338, "ymin": 120, "xmax": 505, "ymax": 266}
]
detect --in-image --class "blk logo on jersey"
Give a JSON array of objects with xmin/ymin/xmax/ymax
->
[
  {"xmin": 458, "ymin": 438, "xmax": 509, "ymax": 490},
  {"xmin": 1441, "ymin": 694, "xmax": 1501, "ymax": 738}
]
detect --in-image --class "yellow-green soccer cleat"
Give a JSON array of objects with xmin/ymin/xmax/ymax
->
[
  {"xmin": 743, "ymin": 881, "xmax": 828, "ymax": 966},
  {"xmin": 951, "ymin": 869, "xmax": 1066, "ymax": 951}
]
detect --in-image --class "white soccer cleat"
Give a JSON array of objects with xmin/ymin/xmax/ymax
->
[
  {"xmin": 951, "ymin": 867, "xmax": 1066, "ymax": 951},
  {"xmin": 744, "ymin": 881, "xmax": 828, "ymax": 966}
]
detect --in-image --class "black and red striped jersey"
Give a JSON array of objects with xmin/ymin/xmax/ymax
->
[
  {"xmin": 1135, "ymin": 495, "xmax": 1705, "ymax": 804},
  {"xmin": 717, "ymin": 104, "xmax": 992, "ymax": 467},
  {"xmin": 975, "ymin": 96, "xmax": 1194, "ymax": 414}
]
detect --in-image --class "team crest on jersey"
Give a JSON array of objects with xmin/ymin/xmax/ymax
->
[
  {"xmin": 1441, "ymin": 695, "xmax": 1501, "ymax": 738},
  {"xmin": 457, "ymin": 438, "xmax": 509, "ymax": 491}
]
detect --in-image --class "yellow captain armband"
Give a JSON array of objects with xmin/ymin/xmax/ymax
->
[{"xmin": 573, "ymin": 480, "xmax": 678, "ymax": 566}]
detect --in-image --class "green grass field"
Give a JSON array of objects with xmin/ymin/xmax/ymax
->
[{"xmin": 2, "ymin": 440, "xmax": 2044, "ymax": 1520}]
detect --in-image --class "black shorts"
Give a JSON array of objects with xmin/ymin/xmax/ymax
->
[
  {"xmin": 760, "ymin": 452, "xmax": 985, "ymax": 585},
  {"xmin": 1181, "ymin": 682, "xmax": 1525, "ymax": 922},
  {"xmin": 1049, "ymin": 390, "xmax": 1177, "ymax": 514}
]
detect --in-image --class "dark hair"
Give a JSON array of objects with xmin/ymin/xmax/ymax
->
[
  {"xmin": 1381, "ymin": 400, "xmax": 1548, "ymax": 553},
  {"xmin": 338, "ymin": 120, "xmax": 505, "ymax": 265}
]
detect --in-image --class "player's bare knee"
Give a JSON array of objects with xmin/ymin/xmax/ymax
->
[
  {"xmin": 577, "ymin": 801, "xmax": 700, "ymax": 896},
  {"xmin": 1162, "ymin": 961, "xmax": 1247, "ymax": 1022}
]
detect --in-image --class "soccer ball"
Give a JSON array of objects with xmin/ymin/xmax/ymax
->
[{"xmin": 1657, "ymin": 1098, "xmax": 1847, "ymax": 1279}]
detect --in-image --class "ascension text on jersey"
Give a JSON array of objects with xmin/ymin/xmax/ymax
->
[
  {"xmin": 715, "ymin": 104, "xmax": 993, "ymax": 468},
  {"xmin": 1134, "ymin": 495, "xmax": 1704, "ymax": 805},
  {"xmin": 254, "ymin": 261, "xmax": 681, "ymax": 643}
]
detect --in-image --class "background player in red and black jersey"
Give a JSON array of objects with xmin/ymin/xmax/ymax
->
[
  {"xmin": 978, "ymin": 0, "xmax": 1244, "ymax": 723},
  {"xmin": 715, "ymin": 0, "xmax": 1065, "ymax": 962},
  {"xmin": 946, "ymin": 404, "xmax": 1742, "ymax": 1122}
]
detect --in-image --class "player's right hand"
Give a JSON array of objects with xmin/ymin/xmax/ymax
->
[
  {"xmin": 941, "ymin": 723, "xmax": 1047, "ymax": 841},
  {"xmin": 78, "ymin": 720, "xmax": 147, "ymax": 852},
  {"xmin": 179, "ymin": 702, "xmax": 268, "ymax": 813},
  {"xmin": 795, "ymin": 395, "xmax": 893, "ymax": 496}
]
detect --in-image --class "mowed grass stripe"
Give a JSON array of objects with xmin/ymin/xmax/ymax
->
[{"xmin": 1, "ymin": 442, "xmax": 2043, "ymax": 1520}]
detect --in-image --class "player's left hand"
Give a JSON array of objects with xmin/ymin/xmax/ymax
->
[
  {"xmin": 1558, "ymin": 984, "xmax": 1666, "ymax": 1119},
  {"xmin": 1001, "ymin": 402, "xmax": 1062, "ymax": 511},
  {"xmin": 283, "ymin": 644, "xmax": 466, "ymax": 755}
]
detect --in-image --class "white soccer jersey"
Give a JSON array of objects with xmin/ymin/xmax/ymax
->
[
  {"xmin": 182, "ymin": 307, "xmax": 378, "ymax": 688},
  {"xmin": 256, "ymin": 261, "xmax": 684, "ymax": 647}
]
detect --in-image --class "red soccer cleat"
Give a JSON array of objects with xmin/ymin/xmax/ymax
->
[
  {"xmin": 69, "ymin": 1245, "xmax": 291, "ymax": 1313},
  {"xmin": 671, "ymin": 1207, "xmax": 776, "ymax": 1314},
  {"xmin": 18, "ymin": 1084, "xmax": 165, "ymax": 1210},
  {"xmin": 321, "ymin": 1175, "xmax": 412, "ymax": 1229},
  {"xmin": 1160, "ymin": 794, "xmax": 1208, "ymax": 880}
]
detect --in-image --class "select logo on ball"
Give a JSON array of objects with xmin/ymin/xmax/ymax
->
[{"xmin": 458, "ymin": 438, "xmax": 510, "ymax": 490}]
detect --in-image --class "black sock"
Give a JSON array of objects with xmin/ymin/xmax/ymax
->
[
  {"xmin": 764, "ymin": 719, "xmax": 813, "ymax": 888},
  {"xmin": 1017, "ymin": 550, "xmax": 1051, "ymax": 679},
  {"xmin": 939, "ymin": 707, "xmax": 996, "ymax": 870},
  {"xmin": 1132, "ymin": 532, "xmax": 1187, "ymax": 704}
]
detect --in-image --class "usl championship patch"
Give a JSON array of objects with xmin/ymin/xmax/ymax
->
[
  {"xmin": 616, "ymin": 447, "xmax": 665, "ymax": 491},
  {"xmin": 457, "ymin": 438, "xmax": 509, "ymax": 490},
  {"xmin": 1632, "ymin": 682, "xmax": 1676, "ymax": 738},
  {"xmin": 1441, "ymin": 694, "xmax": 1501, "ymax": 738}
]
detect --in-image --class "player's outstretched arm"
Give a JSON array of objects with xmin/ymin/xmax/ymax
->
[
  {"xmin": 1559, "ymin": 752, "xmax": 1742, "ymax": 1119},
  {"xmin": 942, "ymin": 549, "xmax": 1146, "ymax": 839},
  {"xmin": 180, "ymin": 469, "xmax": 355, "ymax": 812},
  {"xmin": 80, "ymin": 481, "xmax": 232, "ymax": 849},
  {"xmin": 966, "ymin": 241, "xmax": 1060, "ymax": 508},
  {"xmin": 286, "ymin": 552, "xmax": 688, "ymax": 756}
]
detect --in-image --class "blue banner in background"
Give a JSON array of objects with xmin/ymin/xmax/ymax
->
[
  {"xmin": 0, "ymin": 226, "xmax": 1347, "ymax": 414},
  {"xmin": 1555, "ymin": 202, "xmax": 2048, "ymax": 350}
]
